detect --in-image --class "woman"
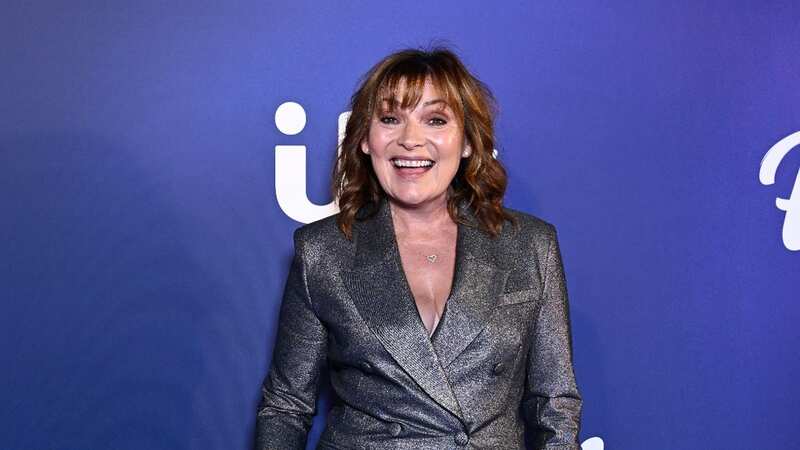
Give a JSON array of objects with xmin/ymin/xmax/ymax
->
[{"xmin": 255, "ymin": 47, "xmax": 582, "ymax": 449}]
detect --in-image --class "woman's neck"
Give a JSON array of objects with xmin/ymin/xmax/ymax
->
[{"xmin": 388, "ymin": 196, "xmax": 455, "ymax": 235}]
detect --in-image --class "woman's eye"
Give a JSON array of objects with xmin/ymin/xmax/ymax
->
[
  {"xmin": 379, "ymin": 116, "xmax": 398, "ymax": 124},
  {"xmin": 429, "ymin": 117, "xmax": 447, "ymax": 126}
]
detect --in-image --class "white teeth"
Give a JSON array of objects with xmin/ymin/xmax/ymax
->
[{"xmin": 392, "ymin": 159, "xmax": 434, "ymax": 168}]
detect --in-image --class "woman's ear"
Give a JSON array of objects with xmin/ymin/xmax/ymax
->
[
  {"xmin": 461, "ymin": 144, "xmax": 472, "ymax": 158},
  {"xmin": 360, "ymin": 141, "xmax": 370, "ymax": 155}
]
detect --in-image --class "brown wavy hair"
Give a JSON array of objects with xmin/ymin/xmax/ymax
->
[{"xmin": 331, "ymin": 46, "xmax": 516, "ymax": 239}]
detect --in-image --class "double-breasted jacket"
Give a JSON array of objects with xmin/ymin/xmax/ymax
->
[{"xmin": 255, "ymin": 197, "xmax": 582, "ymax": 449}]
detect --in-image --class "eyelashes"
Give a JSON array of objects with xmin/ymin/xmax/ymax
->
[{"xmin": 378, "ymin": 115, "xmax": 448, "ymax": 127}]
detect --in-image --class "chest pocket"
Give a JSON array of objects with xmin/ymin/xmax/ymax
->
[
  {"xmin": 498, "ymin": 288, "xmax": 539, "ymax": 307},
  {"xmin": 498, "ymin": 270, "xmax": 542, "ymax": 307}
]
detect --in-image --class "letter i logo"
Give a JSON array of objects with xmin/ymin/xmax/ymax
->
[
  {"xmin": 760, "ymin": 130, "xmax": 800, "ymax": 251},
  {"xmin": 274, "ymin": 102, "xmax": 350, "ymax": 223}
]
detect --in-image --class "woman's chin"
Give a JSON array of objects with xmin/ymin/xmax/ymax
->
[{"xmin": 386, "ymin": 191, "xmax": 447, "ymax": 209}]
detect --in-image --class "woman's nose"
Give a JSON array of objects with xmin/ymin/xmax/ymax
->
[{"xmin": 397, "ymin": 120, "xmax": 425, "ymax": 150}]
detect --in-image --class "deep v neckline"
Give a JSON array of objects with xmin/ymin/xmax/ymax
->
[{"xmin": 386, "ymin": 204, "xmax": 462, "ymax": 342}]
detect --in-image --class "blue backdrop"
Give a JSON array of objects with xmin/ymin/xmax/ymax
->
[{"xmin": 1, "ymin": 1, "xmax": 797, "ymax": 449}]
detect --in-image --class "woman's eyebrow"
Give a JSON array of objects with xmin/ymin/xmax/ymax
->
[
  {"xmin": 422, "ymin": 99, "xmax": 448, "ymax": 107},
  {"xmin": 378, "ymin": 98, "xmax": 449, "ymax": 109}
]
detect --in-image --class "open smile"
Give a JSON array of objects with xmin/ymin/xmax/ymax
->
[
  {"xmin": 392, "ymin": 158, "xmax": 435, "ymax": 168},
  {"xmin": 390, "ymin": 158, "xmax": 436, "ymax": 180},
  {"xmin": 390, "ymin": 157, "xmax": 435, "ymax": 178}
]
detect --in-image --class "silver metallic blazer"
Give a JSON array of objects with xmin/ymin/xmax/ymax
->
[{"xmin": 255, "ymin": 197, "xmax": 582, "ymax": 449}]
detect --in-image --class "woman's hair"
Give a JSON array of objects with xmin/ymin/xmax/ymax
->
[{"xmin": 331, "ymin": 46, "xmax": 516, "ymax": 239}]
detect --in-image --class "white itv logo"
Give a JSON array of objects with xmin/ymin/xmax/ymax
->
[{"xmin": 274, "ymin": 101, "xmax": 344, "ymax": 224}]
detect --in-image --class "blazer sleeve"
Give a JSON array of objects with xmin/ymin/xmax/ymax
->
[
  {"xmin": 523, "ymin": 225, "xmax": 583, "ymax": 449},
  {"xmin": 254, "ymin": 229, "xmax": 328, "ymax": 450}
]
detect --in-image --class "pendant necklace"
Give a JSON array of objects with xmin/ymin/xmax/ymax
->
[{"xmin": 426, "ymin": 254, "xmax": 438, "ymax": 263}]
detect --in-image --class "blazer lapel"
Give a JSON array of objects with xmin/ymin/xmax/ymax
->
[
  {"xmin": 342, "ymin": 197, "xmax": 464, "ymax": 421},
  {"xmin": 430, "ymin": 202, "xmax": 510, "ymax": 368}
]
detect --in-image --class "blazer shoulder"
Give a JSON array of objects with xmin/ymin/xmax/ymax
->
[
  {"xmin": 291, "ymin": 213, "xmax": 353, "ymax": 267},
  {"xmin": 502, "ymin": 205, "xmax": 558, "ymax": 241},
  {"xmin": 496, "ymin": 206, "xmax": 560, "ymax": 292},
  {"xmin": 293, "ymin": 212, "xmax": 344, "ymax": 243}
]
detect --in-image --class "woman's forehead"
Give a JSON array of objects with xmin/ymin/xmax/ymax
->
[{"xmin": 376, "ymin": 76, "xmax": 455, "ymax": 111}]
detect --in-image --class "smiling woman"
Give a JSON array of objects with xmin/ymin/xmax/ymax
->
[
  {"xmin": 332, "ymin": 47, "xmax": 512, "ymax": 240},
  {"xmin": 362, "ymin": 78, "xmax": 466, "ymax": 212},
  {"xmin": 255, "ymin": 46, "xmax": 583, "ymax": 450}
]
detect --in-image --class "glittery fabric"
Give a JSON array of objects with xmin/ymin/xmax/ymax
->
[{"xmin": 255, "ymin": 197, "xmax": 582, "ymax": 449}]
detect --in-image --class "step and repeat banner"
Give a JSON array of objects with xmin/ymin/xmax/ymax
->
[{"xmin": 1, "ymin": 2, "xmax": 797, "ymax": 449}]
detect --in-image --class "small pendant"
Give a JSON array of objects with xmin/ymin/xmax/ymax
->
[{"xmin": 426, "ymin": 254, "xmax": 437, "ymax": 263}]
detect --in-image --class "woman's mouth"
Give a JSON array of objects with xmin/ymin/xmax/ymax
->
[{"xmin": 391, "ymin": 158, "xmax": 435, "ymax": 178}]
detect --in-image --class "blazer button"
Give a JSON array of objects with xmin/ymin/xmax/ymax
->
[
  {"xmin": 492, "ymin": 361, "xmax": 506, "ymax": 375},
  {"xmin": 388, "ymin": 422, "xmax": 402, "ymax": 436},
  {"xmin": 454, "ymin": 431, "xmax": 469, "ymax": 446},
  {"xmin": 360, "ymin": 361, "xmax": 373, "ymax": 374}
]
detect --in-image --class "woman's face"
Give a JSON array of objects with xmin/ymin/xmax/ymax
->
[{"xmin": 361, "ymin": 78, "xmax": 469, "ymax": 210}]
